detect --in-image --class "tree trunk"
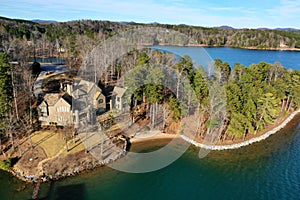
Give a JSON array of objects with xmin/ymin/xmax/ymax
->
[
  {"xmin": 155, "ymin": 102, "xmax": 159, "ymax": 127},
  {"xmin": 17, "ymin": 139, "xmax": 22, "ymax": 156},
  {"xmin": 176, "ymin": 80, "xmax": 180, "ymax": 98},
  {"xmin": 10, "ymin": 132, "xmax": 14, "ymax": 152},
  {"xmin": 85, "ymin": 121, "xmax": 88, "ymax": 153},
  {"xmin": 287, "ymin": 97, "xmax": 293, "ymax": 112},
  {"xmin": 28, "ymin": 133, "xmax": 33, "ymax": 149},
  {"xmin": 163, "ymin": 108, "xmax": 166, "ymax": 130},
  {"xmin": 29, "ymin": 74, "xmax": 33, "ymax": 129},
  {"xmin": 152, "ymin": 104, "xmax": 155, "ymax": 127},
  {"xmin": 0, "ymin": 138, "xmax": 2, "ymax": 156},
  {"xmin": 243, "ymin": 130, "xmax": 247, "ymax": 141},
  {"xmin": 255, "ymin": 111, "xmax": 265, "ymax": 135},
  {"xmin": 11, "ymin": 68, "xmax": 19, "ymax": 121},
  {"xmin": 222, "ymin": 131, "xmax": 228, "ymax": 141},
  {"xmin": 64, "ymin": 128, "xmax": 69, "ymax": 152},
  {"xmin": 231, "ymin": 135, "xmax": 235, "ymax": 141},
  {"xmin": 176, "ymin": 72, "xmax": 182, "ymax": 98},
  {"xmin": 72, "ymin": 127, "xmax": 76, "ymax": 144},
  {"xmin": 100, "ymin": 141, "xmax": 103, "ymax": 160},
  {"xmin": 285, "ymin": 96, "xmax": 290, "ymax": 111},
  {"xmin": 187, "ymin": 94, "xmax": 191, "ymax": 115},
  {"xmin": 280, "ymin": 99, "xmax": 286, "ymax": 113}
]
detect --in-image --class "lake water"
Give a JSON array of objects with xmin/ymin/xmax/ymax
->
[
  {"xmin": 1, "ymin": 47, "xmax": 300, "ymax": 200},
  {"xmin": 152, "ymin": 46, "xmax": 300, "ymax": 70},
  {"xmin": 29, "ymin": 57, "xmax": 66, "ymax": 64}
]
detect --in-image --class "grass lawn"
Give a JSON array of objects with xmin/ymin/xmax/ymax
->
[
  {"xmin": 31, "ymin": 130, "xmax": 86, "ymax": 158},
  {"xmin": 61, "ymin": 138, "xmax": 85, "ymax": 157},
  {"xmin": 31, "ymin": 131, "xmax": 65, "ymax": 157}
]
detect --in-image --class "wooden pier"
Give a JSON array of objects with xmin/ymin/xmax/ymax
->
[{"xmin": 32, "ymin": 178, "xmax": 42, "ymax": 200}]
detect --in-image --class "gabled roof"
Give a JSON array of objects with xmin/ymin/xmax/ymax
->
[
  {"xmin": 39, "ymin": 93, "xmax": 72, "ymax": 108},
  {"xmin": 62, "ymin": 93, "xmax": 72, "ymax": 105},
  {"xmin": 94, "ymin": 90, "xmax": 104, "ymax": 100},
  {"xmin": 113, "ymin": 86, "xmax": 126, "ymax": 97},
  {"xmin": 42, "ymin": 94, "xmax": 61, "ymax": 106},
  {"xmin": 72, "ymin": 79, "xmax": 102, "ymax": 98}
]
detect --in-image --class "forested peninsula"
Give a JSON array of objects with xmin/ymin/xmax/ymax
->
[{"xmin": 0, "ymin": 16, "xmax": 300, "ymax": 182}]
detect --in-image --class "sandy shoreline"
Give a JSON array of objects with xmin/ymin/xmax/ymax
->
[
  {"xmin": 130, "ymin": 133, "xmax": 180, "ymax": 143},
  {"xmin": 129, "ymin": 109, "xmax": 300, "ymax": 151}
]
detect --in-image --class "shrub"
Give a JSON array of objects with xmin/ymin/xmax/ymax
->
[
  {"xmin": 143, "ymin": 126, "xmax": 150, "ymax": 131},
  {"xmin": 0, "ymin": 158, "xmax": 12, "ymax": 171},
  {"xmin": 31, "ymin": 61, "xmax": 41, "ymax": 75}
]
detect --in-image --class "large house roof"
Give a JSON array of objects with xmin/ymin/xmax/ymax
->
[
  {"xmin": 72, "ymin": 79, "xmax": 102, "ymax": 97},
  {"xmin": 62, "ymin": 93, "xmax": 72, "ymax": 105},
  {"xmin": 40, "ymin": 93, "xmax": 72, "ymax": 107},
  {"xmin": 43, "ymin": 93, "xmax": 61, "ymax": 106},
  {"xmin": 113, "ymin": 86, "xmax": 126, "ymax": 97}
]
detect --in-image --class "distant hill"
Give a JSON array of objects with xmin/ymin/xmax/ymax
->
[
  {"xmin": 275, "ymin": 28, "xmax": 300, "ymax": 33},
  {"xmin": 214, "ymin": 26, "xmax": 235, "ymax": 30},
  {"xmin": 31, "ymin": 19, "xmax": 57, "ymax": 24},
  {"xmin": 1, "ymin": 16, "xmax": 300, "ymax": 49},
  {"xmin": 148, "ymin": 22, "xmax": 160, "ymax": 25},
  {"xmin": 258, "ymin": 27, "xmax": 300, "ymax": 33},
  {"xmin": 257, "ymin": 28, "xmax": 271, "ymax": 31}
]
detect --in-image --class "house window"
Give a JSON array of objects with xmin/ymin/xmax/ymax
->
[
  {"xmin": 57, "ymin": 116, "xmax": 63, "ymax": 121},
  {"xmin": 117, "ymin": 97, "xmax": 120, "ymax": 102},
  {"xmin": 57, "ymin": 116, "xmax": 69, "ymax": 122},
  {"xmin": 56, "ymin": 106, "xmax": 69, "ymax": 112}
]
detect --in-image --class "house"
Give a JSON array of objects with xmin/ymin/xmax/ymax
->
[
  {"xmin": 111, "ymin": 86, "xmax": 127, "ymax": 111},
  {"xmin": 38, "ymin": 93, "xmax": 72, "ymax": 126},
  {"xmin": 279, "ymin": 41, "xmax": 288, "ymax": 48},
  {"xmin": 38, "ymin": 79, "xmax": 106, "ymax": 126},
  {"xmin": 72, "ymin": 79, "xmax": 106, "ymax": 114}
]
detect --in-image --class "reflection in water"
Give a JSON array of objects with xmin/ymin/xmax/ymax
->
[{"xmin": 50, "ymin": 184, "xmax": 86, "ymax": 200}]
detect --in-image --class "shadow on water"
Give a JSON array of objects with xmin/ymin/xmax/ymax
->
[
  {"xmin": 35, "ymin": 180, "xmax": 55, "ymax": 200},
  {"xmin": 41, "ymin": 183, "xmax": 86, "ymax": 200},
  {"xmin": 53, "ymin": 184, "xmax": 85, "ymax": 200}
]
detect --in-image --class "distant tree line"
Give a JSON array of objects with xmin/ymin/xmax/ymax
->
[{"xmin": 1, "ymin": 16, "xmax": 300, "ymax": 69}]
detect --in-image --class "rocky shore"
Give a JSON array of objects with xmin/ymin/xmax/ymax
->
[
  {"xmin": 181, "ymin": 110, "xmax": 300, "ymax": 150},
  {"xmin": 9, "ymin": 149, "xmax": 127, "ymax": 183}
]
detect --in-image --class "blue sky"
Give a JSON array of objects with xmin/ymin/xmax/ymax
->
[{"xmin": 1, "ymin": 0, "xmax": 300, "ymax": 28}]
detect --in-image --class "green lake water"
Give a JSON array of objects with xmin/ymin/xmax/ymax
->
[{"xmin": 1, "ymin": 114, "xmax": 300, "ymax": 200}]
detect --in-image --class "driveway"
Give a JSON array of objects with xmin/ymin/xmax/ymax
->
[{"xmin": 33, "ymin": 64, "xmax": 67, "ymax": 98}]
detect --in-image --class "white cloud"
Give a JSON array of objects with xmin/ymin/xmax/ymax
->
[
  {"xmin": 267, "ymin": 0, "xmax": 300, "ymax": 17},
  {"xmin": 263, "ymin": 0, "xmax": 300, "ymax": 27},
  {"xmin": 209, "ymin": 7, "xmax": 244, "ymax": 11}
]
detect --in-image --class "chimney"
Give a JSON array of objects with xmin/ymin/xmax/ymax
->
[
  {"xmin": 74, "ymin": 110, "xmax": 79, "ymax": 129},
  {"xmin": 66, "ymin": 83, "xmax": 73, "ymax": 95},
  {"xmin": 60, "ymin": 82, "xmax": 64, "ymax": 91}
]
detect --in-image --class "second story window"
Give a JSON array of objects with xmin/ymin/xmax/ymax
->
[{"xmin": 56, "ymin": 106, "xmax": 69, "ymax": 112}]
